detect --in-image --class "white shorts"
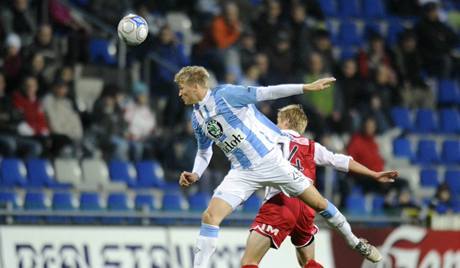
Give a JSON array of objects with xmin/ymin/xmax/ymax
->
[{"xmin": 213, "ymin": 149, "xmax": 312, "ymax": 209}]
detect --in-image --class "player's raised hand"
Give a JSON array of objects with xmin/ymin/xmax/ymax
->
[
  {"xmin": 374, "ymin": 170, "xmax": 399, "ymax": 183},
  {"xmin": 179, "ymin": 171, "xmax": 199, "ymax": 187},
  {"xmin": 303, "ymin": 77, "xmax": 336, "ymax": 92}
]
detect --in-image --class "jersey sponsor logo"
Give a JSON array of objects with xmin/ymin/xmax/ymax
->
[
  {"xmin": 218, "ymin": 133, "xmax": 246, "ymax": 154},
  {"xmin": 258, "ymin": 224, "xmax": 280, "ymax": 236},
  {"xmin": 206, "ymin": 119, "xmax": 224, "ymax": 139}
]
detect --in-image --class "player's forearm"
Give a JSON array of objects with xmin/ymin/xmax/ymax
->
[
  {"xmin": 192, "ymin": 148, "xmax": 213, "ymax": 178},
  {"xmin": 347, "ymin": 160, "xmax": 378, "ymax": 179},
  {"xmin": 256, "ymin": 84, "xmax": 303, "ymax": 101}
]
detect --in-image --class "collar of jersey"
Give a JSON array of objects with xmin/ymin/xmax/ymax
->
[
  {"xmin": 197, "ymin": 90, "xmax": 211, "ymax": 107},
  {"xmin": 282, "ymin": 129, "xmax": 301, "ymax": 137}
]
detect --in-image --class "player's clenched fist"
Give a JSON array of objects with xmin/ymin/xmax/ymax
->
[{"xmin": 179, "ymin": 171, "xmax": 199, "ymax": 187}]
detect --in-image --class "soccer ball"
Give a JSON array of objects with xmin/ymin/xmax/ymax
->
[{"xmin": 117, "ymin": 14, "xmax": 148, "ymax": 46}]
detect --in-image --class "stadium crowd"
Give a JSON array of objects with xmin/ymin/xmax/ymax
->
[{"xmin": 0, "ymin": 0, "xmax": 459, "ymax": 216}]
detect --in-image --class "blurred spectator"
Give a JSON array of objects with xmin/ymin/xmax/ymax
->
[
  {"xmin": 266, "ymin": 31, "xmax": 294, "ymax": 83},
  {"xmin": 387, "ymin": 0, "xmax": 420, "ymax": 16},
  {"xmin": 123, "ymin": 82, "xmax": 156, "ymax": 161},
  {"xmin": 1, "ymin": 0, "xmax": 36, "ymax": 45},
  {"xmin": 253, "ymin": 0, "xmax": 288, "ymax": 51},
  {"xmin": 290, "ymin": 3, "xmax": 313, "ymax": 70},
  {"xmin": 0, "ymin": 72, "xmax": 42, "ymax": 157},
  {"xmin": 164, "ymin": 121, "xmax": 197, "ymax": 173},
  {"xmin": 87, "ymin": 0, "xmax": 127, "ymax": 26},
  {"xmin": 367, "ymin": 94, "xmax": 391, "ymax": 134},
  {"xmin": 254, "ymin": 53, "xmax": 273, "ymax": 85},
  {"xmin": 239, "ymin": 30, "xmax": 258, "ymax": 71},
  {"xmin": 358, "ymin": 34, "xmax": 393, "ymax": 80},
  {"xmin": 211, "ymin": 1, "xmax": 241, "ymax": 50},
  {"xmin": 429, "ymin": 184, "xmax": 460, "ymax": 214},
  {"xmin": 394, "ymin": 30, "xmax": 434, "ymax": 109},
  {"xmin": 42, "ymin": 80, "xmax": 83, "ymax": 155},
  {"xmin": 26, "ymin": 24, "xmax": 61, "ymax": 74},
  {"xmin": 347, "ymin": 117, "xmax": 386, "ymax": 193},
  {"xmin": 240, "ymin": 65, "xmax": 261, "ymax": 87},
  {"xmin": 152, "ymin": 25, "xmax": 189, "ymax": 127},
  {"xmin": 135, "ymin": 2, "xmax": 166, "ymax": 36},
  {"xmin": 3, "ymin": 33, "xmax": 23, "ymax": 92},
  {"xmin": 24, "ymin": 53, "xmax": 48, "ymax": 96},
  {"xmin": 368, "ymin": 65, "xmax": 400, "ymax": 110},
  {"xmin": 384, "ymin": 188, "xmax": 420, "ymax": 215},
  {"xmin": 415, "ymin": 2, "xmax": 458, "ymax": 77},
  {"xmin": 311, "ymin": 29, "xmax": 335, "ymax": 73}
]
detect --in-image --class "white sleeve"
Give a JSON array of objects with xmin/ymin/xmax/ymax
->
[
  {"xmin": 192, "ymin": 146, "xmax": 213, "ymax": 178},
  {"xmin": 255, "ymin": 84, "xmax": 303, "ymax": 101},
  {"xmin": 313, "ymin": 142, "xmax": 352, "ymax": 172}
]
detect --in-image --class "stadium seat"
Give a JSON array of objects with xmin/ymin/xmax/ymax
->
[
  {"xmin": 372, "ymin": 195, "xmax": 385, "ymax": 215},
  {"xmin": 386, "ymin": 19, "xmax": 405, "ymax": 46},
  {"xmin": 1, "ymin": 158, "xmax": 27, "ymax": 187},
  {"xmin": 392, "ymin": 137, "xmax": 414, "ymax": 160},
  {"xmin": 390, "ymin": 107, "xmax": 413, "ymax": 131},
  {"xmin": 420, "ymin": 168, "xmax": 439, "ymax": 188},
  {"xmin": 444, "ymin": 170, "xmax": 460, "ymax": 196},
  {"xmin": 48, "ymin": 191, "xmax": 75, "ymax": 224},
  {"xmin": 337, "ymin": 21, "xmax": 362, "ymax": 46},
  {"xmin": 0, "ymin": 191, "xmax": 19, "ymax": 223},
  {"xmin": 135, "ymin": 160, "xmax": 165, "ymax": 188},
  {"xmin": 89, "ymin": 38, "xmax": 117, "ymax": 65},
  {"xmin": 318, "ymin": 0, "xmax": 337, "ymax": 17},
  {"xmin": 135, "ymin": 193, "xmax": 156, "ymax": 211},
  {"xmin": 54, "ymin": 158, "xmax": 82, "ymax": 187},
  {"xmin": 439, "ymin": 109, "xmax": 460, "ymax": 134},
  {"xmin": 26, "ymin": 159, "xmax": 70, "ymax": 189},
  {"xmin": 416, "ymin": 139, "xmax": 439, "ymax": 164},
  {"xmin": 242, "ymin": 194, "xmax": 262, "ymax": 213},
  {"xmin": 81, "ymin": 158, "xmax": 126, "ymax": 191},
  {"xmin": 17, "ymin": 191, "xmax": 48, "ymax": 223},
  {"xmin": 109, "ymin": 160, "xmax": 137, "ymax": 187},
  {"xmin": 188, "ymin": 192, "xmax": 210, "ymax": 212},
  {"xmin": 414, "ymin": 109, "xmax": 438, "ymax": 133},
  {"xmin": 75, "ymin": 192, "xmax": 103, "ymax": 224},
  {"xmin": 346, "ymin": 193, "xmax": 367, "ymax": 215},
  {"xmin": 364, "ymin": 21, "xmax": 383, "ymax": 39},
  {"xmin": 162, "ymin": 192, "xmax": 186, "ymax": 211},
  {"xmin": 441, "ymin": 140, "xmax": 460, "ymax": 164},
  {"xmin": 362, "ymin": 0, "xmax": 386, "ymax": 18},
  {"xmin": 338, "ymin": 0, "xmax": 360, "ymax": 17},
  {"xmin": 438, "ymin": 79, "xmax": 460, "ymax": 105},
  {"xmin": 102, "ymin": 192, "xmax": 132, "ymax": 224}
]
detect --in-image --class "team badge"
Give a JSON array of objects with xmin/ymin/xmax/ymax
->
[{"xmin": 206, "ymin": 119, "xmax": 223, "ymax": 139}]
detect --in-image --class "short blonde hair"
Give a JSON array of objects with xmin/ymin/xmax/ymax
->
[
  {"xmin": 174, "ymin": 66, "xmax": 210, "ymax": 88},
  {"xmin": 277, "ymin": 104, "xmax": 308, "ymax": 134}
]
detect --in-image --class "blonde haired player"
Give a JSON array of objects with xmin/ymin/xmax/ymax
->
[
  {"xmin": 174, "ymin": 66, "xmax": 388, "ymax": 268},
  {"xmin": 241, "ymin": 104, "xmax": 398, "ymax": 268}
]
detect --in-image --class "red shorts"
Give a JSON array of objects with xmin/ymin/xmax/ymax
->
[{"xmin": 250, "ymin": 193, "xmax": 318, "ymax": 249}]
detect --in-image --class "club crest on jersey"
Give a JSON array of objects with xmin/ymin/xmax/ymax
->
[{"xmin": 206, "ymin": 119, "xmax": 223, "ymax": 139}]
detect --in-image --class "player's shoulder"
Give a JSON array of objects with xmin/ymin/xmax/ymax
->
[
  {"xmin": 213, "ymin": 84, "xmax": 247, "ymax": 97},
  {"xmin": 281, "ymin": 129, "xmax": 310, "ymax": 145}
]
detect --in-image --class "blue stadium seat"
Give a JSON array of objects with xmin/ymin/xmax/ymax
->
[
  {"xmin": 392, "ymin": 137, "xmax": 414, "ymax": 160},
  {"xmin": 162, "ymin": 192, "xmax": 185, "ymax": 211},
  {"xmin": 109, "ymin": 160, "xmax": 137, "ymax": 187},
  {"xmin": 17, "ymin": 191, "xmax": 48, "ymax": 223},
  {"xmin": 364, "ymin": 21, "xmax": 383, "ymax": 39},
  {"xmin": 135, "ymin": 161, "xmax": 165, "ymax": 188},
  {"xmin": 103, "ymin": 192, "xmax": 132, "ymax": 224},
  {"xmin": 362, "ymin": 0, "xmax": 386, "ymax": 18},
  {"xmin": 386, "ymin": 19, "xmax": 405, "ymax": 46},
  {"xmin": 318, "ymin": 0, "xmax": 337, "ymax": 17},
  {"xmin": 188, "ymin": 192, "xmax": 210, "ymax": 212},
  {"xmin": 445, "ymin": 170, "xmax": 460, "ymax": 196},
  {"xmin": 26, "ymin": 159, "xmax": 70, "ymax": 189},
  {"xmin": 439, "ymin": 109, "xmax": 460, "ymax": 134},
  {"xmin": 346, "ymin": 193, "xmax": 367, "ymax": 215},
  {"xmin": 338, "ymin": 21, "xmax": 362, "ymax": 46},
  {"xmin": 416, "ymin": 139, "xmax": 439, "ymax": 164},
  {"xmin": 414, "ymin": 109, "xmax": 438, "ymax": 133},
  {"xmin": 242, "ymin": 194, "xmax": 262, "ymax": 213},
  {"xmin": 48, "ymin": 192, "xmax": 75, "ymax": 224},
  {"xmin": 89, "ymin": 38, "xmax": 117, "ymax": 65},
  {"xmin": 441, "ymin": 140, "xmax": 460, "ymax": 164},
  {"xmin": 372, "ymin": 195, "xmax": 385, "ymax": 215},
  {"xmin": 135, "ymin": 194, "xmax": 156, "ymax": 211},
  {"xmin": 438, "ymin": 79, "xmax": 460, "ymax": 105},
  {"xmin": 75, "ymin": 192, "xmax": 103, "ymax": 224},
  {"xmin": 420, "ymin": 168, "xmax": 439, "ymax": 188},
  {"xmin": 338, "ymin": 46, "xmax": 357, "ymax": 61},
  {"xmin": 391, "ymin": 107, "xmax": 413, "ymax": 131},
  {"xmin": 338, "ymin": 0, "xmax": 360, "ymax": 17},
  {"xmin": 1, "ymin": 158, "xmax": 27, "ymax": 187}
]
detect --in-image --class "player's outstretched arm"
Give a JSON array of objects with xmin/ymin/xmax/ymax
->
[
  {"xmin": 302, "ymin": 77, "xmax": 336, "ymax": 92},
  {"xmin": 348, "ymin": 160, "xmax": 398, "ymax": 183}
]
